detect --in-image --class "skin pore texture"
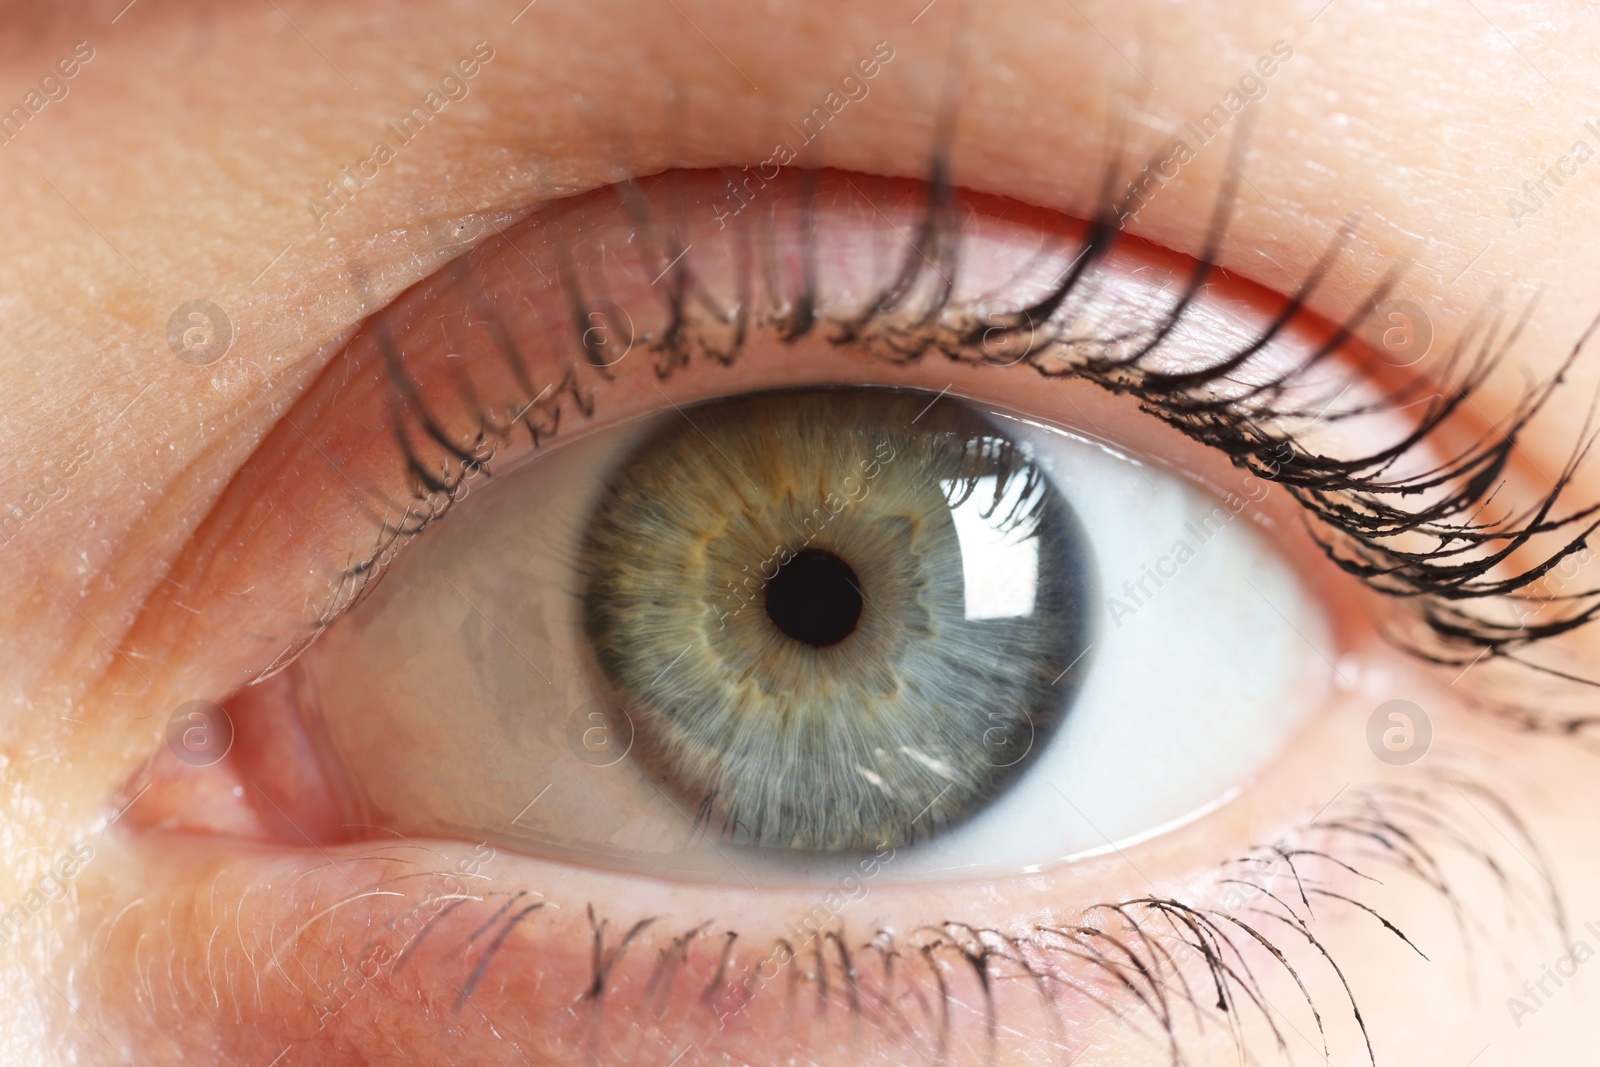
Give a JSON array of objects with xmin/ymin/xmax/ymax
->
[{"xmin": 4, "ymin": 0, "xmax": 1600, "ymax": 1064}]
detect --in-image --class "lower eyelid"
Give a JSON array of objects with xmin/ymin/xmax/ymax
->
[
  {"xmin": 83, "ymin": 835, "xmax": 1157, "ymax": 1063},
  {"xmin": 91, "ymin": 727, "xmax": 1565, "ymax": 1066}
]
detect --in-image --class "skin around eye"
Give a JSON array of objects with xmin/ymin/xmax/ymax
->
[{"xmin": 7, "ymin": 3, "xmax": 1600, "ymax": 1066}]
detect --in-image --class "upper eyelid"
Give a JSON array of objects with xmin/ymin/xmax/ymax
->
[
  {"xmin": 128, "ymin": 161, "xmax": 1599, "ymax": 736},
  {"xmin": 391, "ymin": 164, "xmax": 1600, "ymax": 711}
]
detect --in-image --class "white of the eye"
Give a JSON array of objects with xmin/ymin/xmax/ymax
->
[
  {"xmin": 890, "ymin": 415, "xmax": 1333, "ymax": 879},
  {"xmin": 304, "ymin": 402, "xmax": 1333, "ymax": 886}
]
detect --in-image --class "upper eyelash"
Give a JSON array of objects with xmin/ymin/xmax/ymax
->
[{"xmin": 335, "ymin": 142, "xmax": 1600, "ymax": 738}]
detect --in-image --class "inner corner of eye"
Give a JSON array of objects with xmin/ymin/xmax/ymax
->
[{"xmin": 249, "ymin": 378, "xmax": 1333, "ymax": 885}]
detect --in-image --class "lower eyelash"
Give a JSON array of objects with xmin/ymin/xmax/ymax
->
[
  {"xmin": 92, "ymin": 754, "xmax": 1562, "ymax": 1066},
  {"xmin": 388, "ymin": 761, "xmax": 1552, "ymax": 1067}
]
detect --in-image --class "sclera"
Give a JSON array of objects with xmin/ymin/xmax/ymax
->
[{"xmin": 300, "ymin": 390, "xmax": 1329, "ymax": 884}]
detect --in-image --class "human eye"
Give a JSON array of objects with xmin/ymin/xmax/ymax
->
[
  {"xmin": 18, "ymin": 6, "xmax": 1600, "ymax": 1067},
  {"xmin": 109, "ymin": 147, "xmax": 1589, "ymax": 1065},
  {"xmin": 244, "ymin": 353, "xmax": 1328, "ymax": 880}
]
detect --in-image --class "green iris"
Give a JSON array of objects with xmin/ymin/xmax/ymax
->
[{"xmin": 580, "ymin": 389, "xmax": 1093, "ymax": 851}]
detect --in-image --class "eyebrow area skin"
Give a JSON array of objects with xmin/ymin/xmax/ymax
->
[{"xmin": 2, "ymin": 0, "xmax": 1600, "ymax": 1064}]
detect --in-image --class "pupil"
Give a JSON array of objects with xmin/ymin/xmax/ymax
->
[{"xmin": 764, "ymin": 549, "xmax": 864, "ymax": 647}]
